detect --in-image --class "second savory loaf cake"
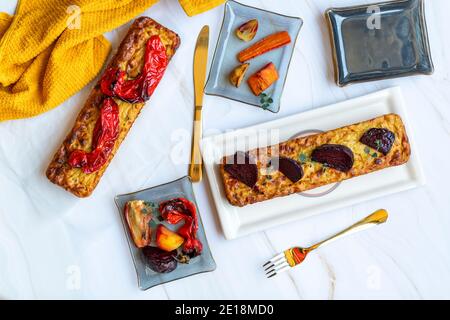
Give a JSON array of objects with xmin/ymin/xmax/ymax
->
[
  {"xmin": 46, "ymin": 17, "xmax": 180, "ymax": 197},
  {"xmin": 220, "ymin": 114, "xmax": 411, "ymax": 207}
]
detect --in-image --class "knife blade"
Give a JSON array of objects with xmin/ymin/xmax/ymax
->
[{"xmin": 189, "ymin": 25, "xmax": 209, "ymax": 182}]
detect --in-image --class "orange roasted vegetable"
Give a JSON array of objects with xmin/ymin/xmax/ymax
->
[
  {"xmin": 238, "ymin": 31, "xmax": 291, "ymax": 63},
  {"xmin": 247, "ymin": 62, "xmax": 279, "ymax": 96},
  {"xmin": 156, "ymin": 225, "xmax": 184, "ymax": 252}
]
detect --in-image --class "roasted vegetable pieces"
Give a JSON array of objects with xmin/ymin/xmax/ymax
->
[
  {"xmin": 227, "ymin": 18, "xmax": 292, "ymax": 99},
  {"xmin": 159, "ymin": 198, "xmax": 203, "ymax": 257},
  {"xmin": 124, "ymin": 197, "xmax": 203, "ymax": 274},
  {"xmin": 142, "ymin": 246, "xmax": 177, "ymax": 273}
]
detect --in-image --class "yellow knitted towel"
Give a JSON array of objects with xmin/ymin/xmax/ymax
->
[
  {"xmin": 0, "ymin": 0, "xmax": 158, "ymax": 121},
  {"xmin": 179, "ymin": 0, "xmax": 225, "ymax": 17}
]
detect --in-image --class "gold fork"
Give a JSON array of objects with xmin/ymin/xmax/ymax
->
[{"xmin": 264, "ymin": 209, "xmax": 388, "ymax": 278}]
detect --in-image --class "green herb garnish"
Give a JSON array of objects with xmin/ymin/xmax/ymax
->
[
  {"xmin": 298, "ymin": 153, "xmax": 309, "ymax": 164},
  {"xmin": 144, "ymin": 201, "xmax": 158, "ymax": 211},
  {"xmin": 260, "ymin": 93, "xmax": 274, "ymax": 110},
  {"xmin": 374, "ymin": 139, "xmax": 383, "ymax": 151}
]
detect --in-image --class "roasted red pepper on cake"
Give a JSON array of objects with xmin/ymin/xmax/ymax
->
[
  {"xmin": 100, "ymin": 35, "xmax": 168, "ymax": 104},
  {"xmin": 46, "ymin": 18, "xmax": 180, "ymax": 197}
]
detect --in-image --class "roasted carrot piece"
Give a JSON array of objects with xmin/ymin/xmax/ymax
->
[
  {"xmin": 247, "ymin": 62, "xmax": 279, "ymax": 96},
  {"xmin": 238, "ymin": 31, "xmax": 291, "ymax": 63}
]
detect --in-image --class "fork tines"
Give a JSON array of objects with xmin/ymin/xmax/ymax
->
[{"xmin": 263, "ymin": 252, "xmax": 290, "ymax": 278}]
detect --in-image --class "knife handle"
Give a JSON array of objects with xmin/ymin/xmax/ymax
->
[{"xmin": 189, "ymin": 106, "xmax": 202, "ymax": 182}]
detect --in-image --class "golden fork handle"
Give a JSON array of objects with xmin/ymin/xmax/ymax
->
[
  {"xmin": 189, "ymin": 106, "xmax": 202, "ymax": 182},
  {"xmin": 307, "ymin": 209, "xmax": 389, "ymax": 252}
]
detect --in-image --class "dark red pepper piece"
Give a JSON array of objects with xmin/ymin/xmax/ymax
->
[
  {"xmin": 100, "ymin": 35, "xmax": 168, "ymax": 103},
  {"xmin": 159, "ymin": 198, "xmax": 203, "ymax": 256},
  {"xmin": 68, "ymin": 98, "xmax": 119, "ymax": 174}
]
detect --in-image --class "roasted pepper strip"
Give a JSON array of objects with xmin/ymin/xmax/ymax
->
[
  {"xmin": 159, "ymin": 198, "xmax": 203, "ymax": 256},
  {"xmin": 68, "ymin": 97, "xmax": 119, "ymax": 173},
  {"xmin": 237, "ymin": 31, "xmax": 291, "ymax": 63},
  {"xmin": 100, "ymin": 35, "xmax": 168, "ymax": 103}
]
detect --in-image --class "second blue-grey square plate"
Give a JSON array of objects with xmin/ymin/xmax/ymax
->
[
  {"xmin": 205, "ymin": 0, "xmax": 303, "ymax": 113},
  {"xmin": 326, "ymin": 0, "xmax": 434, "ymax": 86},
  {"xmin": 114, "ymin": 176, "xmax": 216, "ymax": 290}
]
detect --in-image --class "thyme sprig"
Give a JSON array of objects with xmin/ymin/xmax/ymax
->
[{"xmin": 260, "ymin": 93, "xmax": 273, "ymax": 110}]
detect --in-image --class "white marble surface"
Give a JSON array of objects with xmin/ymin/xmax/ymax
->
[{"xmin": 0, "ymin": 0, "xmax": 449, "ymax": 299}]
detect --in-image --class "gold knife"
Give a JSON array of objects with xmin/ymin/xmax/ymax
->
[{"xmin": 189, "ymin": 25, "xmax": 209, "ymax": 182}]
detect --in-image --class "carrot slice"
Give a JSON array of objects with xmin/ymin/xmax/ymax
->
[
  {"xmin": 238, "ymin": 31, "xmax": 291, "ymax": 63},
  {"xmin": 247, "ymin": 62, "xmax": 279, "ymax": 96}
]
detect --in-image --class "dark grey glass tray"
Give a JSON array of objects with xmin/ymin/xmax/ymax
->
[
  {"xmin": 114, "ymin": 176, "xmax": 216, "ymax": 290},
  {"xmin": 326, "ymin": 0, "xmax": 434, "ymax": 86}
]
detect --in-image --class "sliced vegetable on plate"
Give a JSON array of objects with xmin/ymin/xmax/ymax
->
[
  {"xmin": 124, "ymin": 200, "xmax": 153, "ymax": 248},
  {"xmin": 229, "ymin": 63, "xmax": 250, "ymax": 87},
  {"xmin": 142, "ymin": 246, "xmax": 178, "ymax": 273},
  {"xmin": 248, "ymin": 62, "xmax": 279, "ymax": 96},
  {"xmin": 123, "ymin": 195, "xmax": 204, "ymax": 276},
  {"xmin": 238, "ymin": 31, "xmax": 291, "ymax": 63},
  {"xmin": 236, "ymin": 19, "xmax": 259, "ymax": 41},
  {"xmin": 156, "ymin": 225, "xmax": 184, "ymax": 252}
]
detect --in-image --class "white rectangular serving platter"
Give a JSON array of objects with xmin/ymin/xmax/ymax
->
[{"xmin": 201, "ymin": 87, "xmax": 425, "ymax": 240}]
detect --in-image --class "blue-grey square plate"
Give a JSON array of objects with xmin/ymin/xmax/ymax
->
[
  {"xmin": 114, "ymin": 176, "xmax": 216, "ymax": 290},
  {"xmin": 326, "ymin": 0, "xmax": 434, "ymax": 87},
  {"xmin": 204, "ymin": 0, "xmax": 303, "ymax": 113}
]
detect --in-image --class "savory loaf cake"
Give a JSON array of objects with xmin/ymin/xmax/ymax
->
[
  {"xmin": 46, "ymin": 17, "xmax": 180, "ymax": 197},
  {"xmin": 220, "ymin": 114, "xmax": 411, "ymax": 207}
]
